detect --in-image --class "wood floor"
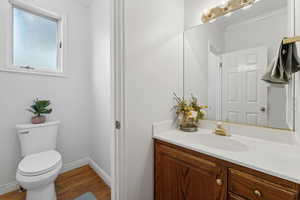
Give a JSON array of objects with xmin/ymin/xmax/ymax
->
[{"xmin": 0, "ymin": 165, "xmax": 111, "ymax": 200}]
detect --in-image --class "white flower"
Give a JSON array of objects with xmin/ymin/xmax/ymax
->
[
  {"xmin": 178, "ymin": 113, "xmax": 184, "ymax": 120},
  {"xmin": 190, "ymin": 111, "xmax": 198, "ymax": 119}
]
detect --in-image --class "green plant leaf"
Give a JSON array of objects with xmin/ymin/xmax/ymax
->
[{"xmin": 28, "ymin": 99, "xmax": 52, "ymax": 116}]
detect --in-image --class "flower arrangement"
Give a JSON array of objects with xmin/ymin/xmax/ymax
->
[{"xmin": 173, "ymin": 93, "xmax": 208, "ymax": 132}]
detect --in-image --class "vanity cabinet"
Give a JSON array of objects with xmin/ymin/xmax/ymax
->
[
  {"xmin": 155, "ymin": 141, "xmax": 226, "ymax": 200},
  {"xmin": 154, "ymin": 140, "xmax": 300, "ymax": 200}
]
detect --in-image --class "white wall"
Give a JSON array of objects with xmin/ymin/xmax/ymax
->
[
  {"xmin": 224, "ymin": 9, "xmax": 287, "ymax": 65},
  {"xmin": 0, "ymin": 0, "xmax": 91, "ymax": 187},
  {"xmin": 124, "ymin": 0, "xmax": 184, "ymax": 198},
  {"xmin": 90, "ymin": 0, "xmax": 112, "ymax": 176},
  {"xmin": 184, "ymin": 23, "xmax": 223, "ymax": 105}
]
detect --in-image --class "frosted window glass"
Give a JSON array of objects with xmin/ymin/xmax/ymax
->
[{"xmin": 13, "ymin": 7, "xmax": 58, "ymax": 71}]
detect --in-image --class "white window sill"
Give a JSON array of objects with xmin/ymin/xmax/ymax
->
[{"xmin": 0, "ymin": 68, "xmax": 67, "ymax": 78}]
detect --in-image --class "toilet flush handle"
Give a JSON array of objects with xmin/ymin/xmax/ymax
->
[{"xmin": 19, "ymin": 131, "xmax": 29, "ymax": 134}]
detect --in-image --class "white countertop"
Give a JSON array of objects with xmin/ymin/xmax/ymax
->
[{"xmin": 153, "ymin": 126, "xmax": 300, "ymax": 184}]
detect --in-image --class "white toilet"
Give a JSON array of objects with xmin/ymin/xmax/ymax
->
[{"xmin": 16, "ymin": 121, "xmax": 62, "ymax": 200}]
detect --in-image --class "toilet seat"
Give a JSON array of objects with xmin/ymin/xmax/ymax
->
[{"xmin": 18, "ymin": 150, "xmax": 61, "ymax": 177}]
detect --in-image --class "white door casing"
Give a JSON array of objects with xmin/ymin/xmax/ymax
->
[
  {"xmin": 222, "ymin": 46, "xmax": 268, "ymax": 126},
  {"xmin": 208, "ymin": 49, "xmax": 222, "ymax": 121},
  {"xmin": 111, "ymin": 0, "xmax": 126, "ymax": 199}
]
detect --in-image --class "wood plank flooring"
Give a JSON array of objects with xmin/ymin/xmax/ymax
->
[{"xmin": 0, "ymin": 165, "xmax": 111, "ymax": 200}]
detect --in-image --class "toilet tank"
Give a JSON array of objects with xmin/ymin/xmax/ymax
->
[{"xmin": 16, "ymin": 121, "xmax": 60, "ymax": 157}]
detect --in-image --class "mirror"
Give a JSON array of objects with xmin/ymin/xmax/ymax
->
[{"xmin": 184, "ymin": 0, "xmax": 295, "ymax": 130}]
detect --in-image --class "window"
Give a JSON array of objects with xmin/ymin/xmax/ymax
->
[{"xmin": 6, "ymin": 1, "xmax": 65, "ymax": 76}]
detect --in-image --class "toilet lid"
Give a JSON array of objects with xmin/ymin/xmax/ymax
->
[{"xmin": 18, "ymin": 150, "xmax": 62, "ymax": 176}]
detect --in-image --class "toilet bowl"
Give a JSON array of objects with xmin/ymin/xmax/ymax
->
[
  {"xmin": 16, "ymin": 150, "xmax": 62, "ymax": 200},
  {"xmin": 16, "ymin": 121, "xmax": 61, "ymax": 200}
]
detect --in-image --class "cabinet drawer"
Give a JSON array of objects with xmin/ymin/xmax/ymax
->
[
  {"xmin": 156, "ymin": 143, "xmax": 219, "ymax": 174},
  {"xmin": 228, "ymin": 193, "xmax": 246, "ymax": 200},
  {"xmin": 228, "ymin": 169, "xmax": 297, "ymax": 200}
]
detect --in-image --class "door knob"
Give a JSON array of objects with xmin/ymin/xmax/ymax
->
[
  {"xmin": 216, "ymin": 179, "xmax": 222, "ymax": 186},
  {"xmin": 260, "ymin": 107, "xmax": 266, "ymax": 112},
  {"xmin": 254, "ymin": 189, "xmax": 262, "ymax": 197}
]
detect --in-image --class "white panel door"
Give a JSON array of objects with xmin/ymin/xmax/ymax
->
[{"xmin": 222, "ymin": 47, "xmax": 268, "ymax": 126}]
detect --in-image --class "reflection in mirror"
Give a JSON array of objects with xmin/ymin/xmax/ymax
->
[{"xmin": 184, "ymin": 0, "xmax": 295, "ymax": 130}]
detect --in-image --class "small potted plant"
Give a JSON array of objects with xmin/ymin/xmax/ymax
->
[
  {"xmin": 28, "ymin": 98, "xmax": 52, "ymax": 124},
  {"xmin": 173, "ymin": 93, "xmax": 208, "ymax": 132}
]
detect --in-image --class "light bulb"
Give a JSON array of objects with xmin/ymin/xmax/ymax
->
[
  {"xmin": 220, "ymin": 0, "xmax": 229, "ymax": 8},
  {"xmin": 242, "ymin": 4, "xmax": 253, "ymax": 10},
  {"xmin": 224, "ymin": 12, "xmax": 232, "ymax": 17},
  {"xmin": 203, "ymin": 9, "xmax": 210, "ymax": 15},
  {"xmin": 209, "ymin": 18, "xmax": 217, "ymax": 23}
]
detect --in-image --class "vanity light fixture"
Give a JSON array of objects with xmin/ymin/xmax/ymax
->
[
  {"xmin": 241, "ymin": 0, "xmax": 254, "ymax": 10},
  {"xmin": 201, "ymin": 0, "xmax": 255, "ymax": 23}
]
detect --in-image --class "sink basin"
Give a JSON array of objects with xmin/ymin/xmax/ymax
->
[{"xmin": 186, "ymin": 133, "xmax": 249, "ymax": 152}]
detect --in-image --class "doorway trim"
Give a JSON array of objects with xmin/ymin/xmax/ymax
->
[{"xmin": 111, "ymin": 0, "xmax": 126, "ymax": 199}]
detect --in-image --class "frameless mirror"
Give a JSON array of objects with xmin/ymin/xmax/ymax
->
[{"xmin": 184, "ymin": 0, "xmax": 295, "ymax": 130}]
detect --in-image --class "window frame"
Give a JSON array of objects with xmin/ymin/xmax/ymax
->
[{"xmin": 4, "ymin": 0, "xmax": 67, "ymax": 77}]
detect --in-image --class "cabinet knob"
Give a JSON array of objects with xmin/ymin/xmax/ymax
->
[
  {"xmin": 216, "ymin": 179, "xmax": 222, "ymax": 186},
  {"xmin": 254, "ymin": 189, "xmax": 262, "ymax": 197}
]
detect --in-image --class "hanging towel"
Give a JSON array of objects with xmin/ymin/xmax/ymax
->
[{"xmin": 262, "ymin": 41, "xmax": 300, "ymax": 84}]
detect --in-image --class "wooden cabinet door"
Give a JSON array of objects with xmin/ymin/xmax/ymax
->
[{"xmin": 155, "ymin": 142, "xmax": 227, "ymax": 200}]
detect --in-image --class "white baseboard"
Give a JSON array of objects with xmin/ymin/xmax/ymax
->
[
  {"xmin": 0, "ymin": 181, "xmax": 19, "ymax": 195},
  {"xmin": 60, "ymin": 157, "xmax": 90, "ymax": 174},
  {"xmin": 89, "ymin": 158, "xmax": 111, "ymax": 187},
  {"xmin": 0, "ymin": 157, "xmax": 90, "ymax": 195}
]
